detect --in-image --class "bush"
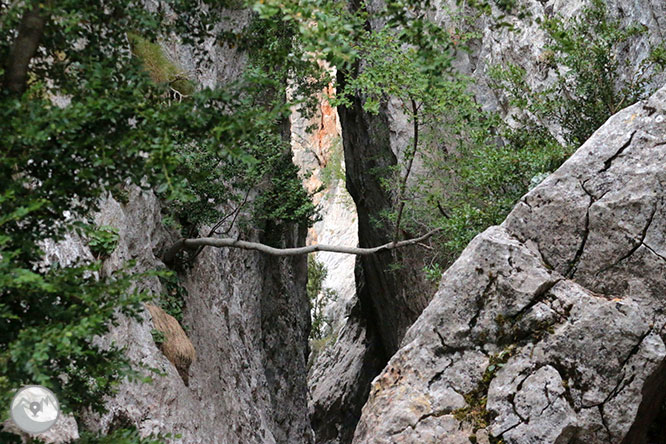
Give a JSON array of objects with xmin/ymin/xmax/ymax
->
[
  {"xmin": 87, "ymin": 225, "xmax": 120, "ymax": 259},
  {"xmin": 307, "ymin": 255, "xmax": 338, "ymax": 340},
  {"xmin": 490, "ymin": 0, "xmax": 666, "ymax": 145}
]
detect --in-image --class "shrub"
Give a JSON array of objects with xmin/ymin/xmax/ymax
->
[
  {"xmin": 87, "ymin": 225, "xmax": 120, "ymax": 259},
  {"xmin": 307, "ymin": 255, "xmax": 338, "ymax": 340}
]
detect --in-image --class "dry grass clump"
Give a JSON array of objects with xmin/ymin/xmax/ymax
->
[{"xmin": 145, "ymin": 303, "xmax": 196, "ymax": 386}]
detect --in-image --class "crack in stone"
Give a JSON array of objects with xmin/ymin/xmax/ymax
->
[
  {"xmin": 510, "ymin": 278, "xmax": 563, "ymax": 322},
  {"xmin": 594, "ymin": 199, "xmax": 659, "ymax": 276},
  {"xmin": 581, "ymin": 328, "xmax": 651, "ymax": 409},
  {"xmin": 509, "ymin": 391, "xmax": 528, "ymax": 424},
  {"xmin": 566, "ymin": 181, "xmax": 595, "ymax": 278},
  {"xmin": 549, "ymin": 360, "xmax": 578, "ymax": 410},
  {"xmin": 618, "ymin": 328, "xmax": 652, "ymax": 372},
  {"xmin": 643, "ymin": 242, "xmax": 666, "ymax": 263},
  {"xmin": 495, "ymin": 419, "xmax": 521, "ymax": 437},
  {"xmin": 392, "ymin": 408, "xmax": 453, "ymax": 436},
  {"xmin": 598, "ymin": 404, "xmax": 614, "ymax": 443},
  {"xmin": 566, "ymin": 131, "xmax": 639, "ymax": 278},
  {"xmin": 427, "ymin": 358, "xmax": 454, "ymax": 389},
  {"xmin": 538, "ymin": 377, "xmax": 558, "ymax": 416},
  {"xmin": 469, "ymin": 277, "xmax": 496, "ymax": 332},
  {"xmin": 602, "ymin": 130, "xmax": 636, "ymax": 172},
  {"xmin": 434, "ymin": 328, "xmax": 468, "ymax": 354}
]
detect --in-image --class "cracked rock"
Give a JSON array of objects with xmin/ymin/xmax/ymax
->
[{"xmin": 351, "ymin": 85, "xmax": 666, "ymax": 444}]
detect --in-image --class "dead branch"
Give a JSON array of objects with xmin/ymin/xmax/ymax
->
[
  {"xmin": 186, "ymin": 189, "xmax": 252, "ymax": 264},
  {"xmin": 393, "ymin": 97, "xmax": 420, "ymax": 242},
  {"xmin": 162, "ymin": 228, "xmax": 442, "ymax": 266}
]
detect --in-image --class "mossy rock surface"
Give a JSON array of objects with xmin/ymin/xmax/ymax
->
[{"xmin": 129, "ymin": 34, "xmax": 195, "ymax": 96}]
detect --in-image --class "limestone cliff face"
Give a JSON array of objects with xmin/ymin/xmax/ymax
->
[
  {"xmin": 290, "ymin": 75, "xmax": 358, "ymax": 333},
  {"xmin": 37, "ymin": 8, "xmax": 313, "ymax": 444},
  {"xmin": 89, "ymin": 189, "xmax": 311, "ymax": 444},
  {"xmin": 352, "ymin": 83, "xmax": 666, "ymax": 444},
  {"xmin": 308, "ymin": 2, "xmax": 666, "ymax": 444}
]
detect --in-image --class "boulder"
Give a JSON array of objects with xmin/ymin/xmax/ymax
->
[{"xmin": 352, "ymin": 85, "xmax": 666, "ymax": 443}]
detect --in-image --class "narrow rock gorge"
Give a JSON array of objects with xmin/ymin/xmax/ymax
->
[{"xmin": 2, "ymin": 1, "xmax": 665, "ymax": 444}]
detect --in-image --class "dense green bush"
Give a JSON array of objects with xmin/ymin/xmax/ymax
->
[{"xmin": 87, "ymin": 225, "xmax": 120, "ymax": 259}]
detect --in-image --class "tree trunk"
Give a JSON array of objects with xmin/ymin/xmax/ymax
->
[{"xmin": 4, "ymin": 4, "xmax": 46, "ymax": 95}]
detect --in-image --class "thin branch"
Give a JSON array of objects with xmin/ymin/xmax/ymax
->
[
  {"xmin": 186, "ymin": 189, "xmax": 252, "ymax": 264},
  {"xmin": 393, "ymin": 97, "xmax": 419, "ymax": 243},
  {"xmin": 216, "ymin": 189, "xmax": 251, "ymax": 236},
  {"xmin": 162, "ymin": 228, "xmax": 442, "ymax": 266},
  {"xmin": 436, "ymin": 200, "xmax": 450, "ymax": 219}
]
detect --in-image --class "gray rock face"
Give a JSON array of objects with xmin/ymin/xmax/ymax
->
[
  {"xmin": 308, "ymin": 298, "xmax": 386, "ymax": 444},
  {"xmin": 36, "ymin": 7, "xmax": 313, "ymax": 443},
  {"xmin": 352, "ymin": 86, "xmax": 666, "ymax": 443},
  {"xmin": 41, "ymin": 185, "xmax": 311, "ymax": 444}
]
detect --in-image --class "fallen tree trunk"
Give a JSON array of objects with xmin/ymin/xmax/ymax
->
[{"xmin": 162, "ymin": 228, "xmax": 442, "ymax": 266}]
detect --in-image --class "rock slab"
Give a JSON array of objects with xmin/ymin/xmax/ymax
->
[{"xmin": 352, "ymin": 85, "xmax": 666, "ymax": 443}]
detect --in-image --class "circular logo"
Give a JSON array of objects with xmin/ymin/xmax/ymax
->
[{"xmin": 10, "ymin": 385, "xmax": 60, "ymax": 434}]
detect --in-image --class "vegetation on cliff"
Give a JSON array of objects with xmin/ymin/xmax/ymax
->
[{"xmin": 1, "ymin": 0, "xmax": 663, "ymax": 442}]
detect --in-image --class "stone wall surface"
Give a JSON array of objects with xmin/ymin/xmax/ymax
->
[
  {"xmin": 352, "ymin": 84, "xmax": 666, "ymax": 444},
  {"xmin": 30, "ymin": 6, "xmax": 313, "ymax": 444}
]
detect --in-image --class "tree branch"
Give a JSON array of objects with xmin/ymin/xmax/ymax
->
[
  {"xmin": 186, "ymin": 189, "xmax": 252, "ymax": 265},
  {"xmin": 4, "ymin": 3, "xmax": 47, "ymax": 95},
  {"xmin": 393, "ymin": 97, "xmax": 419, "ymax": 243},
  {"xmin": 162, "ymin": 228, "xmax": 442, "ymax": 266}
]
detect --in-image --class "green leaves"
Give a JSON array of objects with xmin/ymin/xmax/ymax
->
[
  {"xmin": 87, "ymin": 226, "xmax": 120, "ymax": 259},
  {"xmin": 0, "ymin": 252, "xmax": 157, "ymax": 418},
  {"xmin": 307, "ymin": 255, "xmax": 337, "ymax": 341},
  {"xmin": 495, "ymin": 0, "xmax": 665, "ymax": 146}
]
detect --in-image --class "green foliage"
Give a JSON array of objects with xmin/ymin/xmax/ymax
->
[
  {"xmin": 74, "ymin": 425, "xmax": 173, "ymax": 444},
  {"xmin": 490, "ymin": 0, "xmax": 665, "ymax": 145},
  {"xmin": 253, "ymin": 148, "xmax": 319, "ymax": 233},
  {"xmin": 307, "ymin": 255, "xmax": 338, "ymax": 341},
  {"xmin": 427, "ymin": 125, "xmax": 571, "ymax": 262},
  {"xmin": 423, "ymin": 263, "xmax": 444, "ymax": 282},
  {"xmin": 161, "ymin": 10, "xmax": 322, "ymax": 239},
  {"xmin": 157, "ymin": 273, "xmax": 187, "ymax": 324},
  {"xmin": 453, "ymin": 346, "xmax": 516, "ymax": 434},
  {"xmin": 151, "ymin": 329, "xmax": 166, "ymax": 347},
  {"xmin": 87, "ymin": 225, "xmax": 120, "ymax": 259},
  {"xmin": 0, "ymin": 253, "xmax": 160, "ymax": 416}
]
